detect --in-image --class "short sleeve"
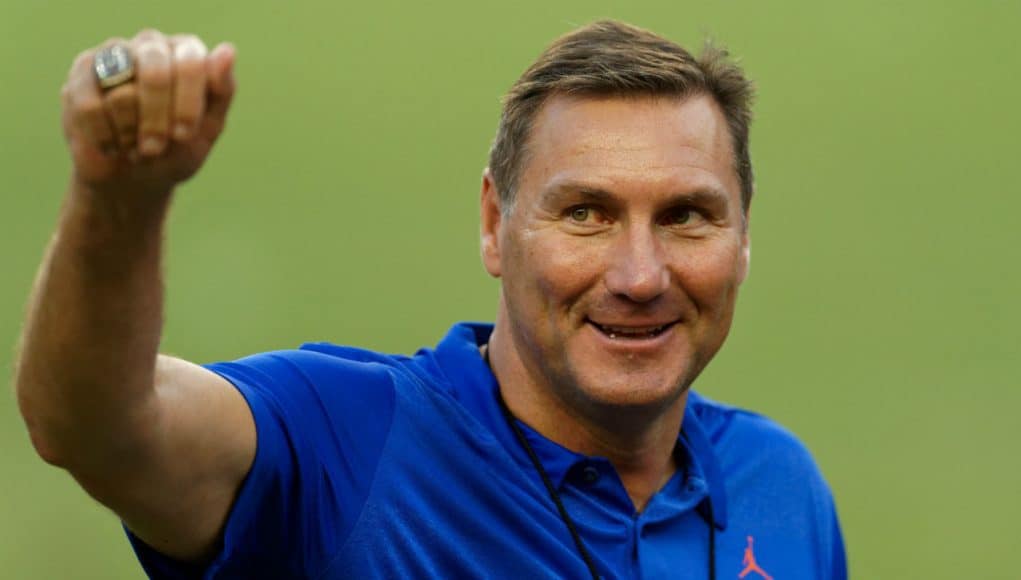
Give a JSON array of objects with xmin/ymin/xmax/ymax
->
[
  {"xmin": 127, "ymin": 349, "xmax": 397, "ymax": 579},
  {"xmin": 825, "ymin": 490, "xmax": 848, "ymax": 579}
]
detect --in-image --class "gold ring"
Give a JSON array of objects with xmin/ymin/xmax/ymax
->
[{"xmin": 93, "ymin": 43, "xmax": 135, "ymax": 89}]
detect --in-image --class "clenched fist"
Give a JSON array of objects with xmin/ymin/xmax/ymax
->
[{"xmin": 62, "ymin": 30, "xmax": 236, "ymax": 196}]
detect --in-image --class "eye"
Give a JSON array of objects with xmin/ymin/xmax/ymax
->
[
  {"xmin": 570, "ymin": 206, "xmax": 592, "ymax": 222},
  {"xmin": 563, "ymin": 205, "xmax": 611, "ymax": 230},
  {"xmin": 566, "ymin": 205, "xmax": 608, "ymax": 225},
  {"xmin": 663, "ymin": 207, "xmax": 704, "ymax": 227},
  {"xmin": 672, "ymin": 209, "xmax": 693, "ymax": 224}
]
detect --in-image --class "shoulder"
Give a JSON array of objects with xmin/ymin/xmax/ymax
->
[
  {"xmin": 204, "ymin": 341, "xmax": 461, "ymax": 425},
  {"xmin": 688, "ymin": 392, "xmax": 846, "ymax": 577},
  {"xmin": 687, "ymin": 390, "xmax": 823, "ymax": 479},
  {"xmin": 203, "ymin": 345, "xmax": 416, "ymax": 440},
  {"xmin": 209, "ymin": 343, "xmax": 411, "ymax": 392},
  {"xmin": 687, "ymin": 390, "xmax": 839, "ymax": 523},
  {"xmin": 688, "ymin": 390, "xmax": 842, "ymax": 529}
]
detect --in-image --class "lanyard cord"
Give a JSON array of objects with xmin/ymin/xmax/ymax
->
[
  {"xmin": 496, "ymin": 390, "xmax": 602, "ymax": 580},
  {"xmin": 485, "ymin": 346, "xmax": 715, "ymax": 580},
  {"xmin": 706, "ymin": 491, "xmax": 717, "ymax": 580}
]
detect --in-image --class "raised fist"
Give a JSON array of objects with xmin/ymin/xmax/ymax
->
[{"xmin": 62, "ymin": 30, "xmax": 236, "ymax": 196}]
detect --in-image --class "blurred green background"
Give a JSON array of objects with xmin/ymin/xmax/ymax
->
[{"xmin": 2, "ymin": 1, "xmax": 1019, "ymax": 578}]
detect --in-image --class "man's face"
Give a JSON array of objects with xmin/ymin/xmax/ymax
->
[{"xmin": 482, "ymin": 94, "xmax": 749, "ymax": 414}]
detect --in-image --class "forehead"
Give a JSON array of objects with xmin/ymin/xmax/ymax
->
[{"xmin": 519, "ymin": 94, "xmax": 740, "ymax": 205}]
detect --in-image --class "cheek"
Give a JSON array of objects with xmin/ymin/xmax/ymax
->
[
  {"xmin": 508, "ymin": 228, "xmax": 604, "ymax": 302},
  {"xmin": 673, "ymin": 239, "xmax": 745, "ymax": 309}
]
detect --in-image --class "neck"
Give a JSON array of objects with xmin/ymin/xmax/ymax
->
[{"xmin": 485, "ymin": 323, "xmax": 688, "ymax": 512}]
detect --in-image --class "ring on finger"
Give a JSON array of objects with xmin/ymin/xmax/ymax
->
[{"xmin": 94, "ymin": 43, "xmax": 135, "ymax": 89}]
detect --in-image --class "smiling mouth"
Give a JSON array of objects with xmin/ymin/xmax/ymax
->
[{"xmin": 588, "ymin": 320, "xmax": 677, "ymax": 340}]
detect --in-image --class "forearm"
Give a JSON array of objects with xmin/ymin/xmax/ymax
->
[{"xmin": 16, "ymin": 179, "xmax": 173, "ymax": 468}]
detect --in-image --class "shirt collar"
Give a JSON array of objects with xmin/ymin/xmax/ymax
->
[
  {"xmin": 430, "ymin": 322, "xmax": 728, "ymax": 530},
  {"xmin": 679, "ymin": 398, "xmax": 729, "ymax": 529}
]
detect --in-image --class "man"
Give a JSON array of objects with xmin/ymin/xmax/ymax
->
[{"xmin": 16, "ymin": 20, "xmax": 846, "ymax": 579}]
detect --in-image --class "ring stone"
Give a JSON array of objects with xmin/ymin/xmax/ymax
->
[{"xmin": 94, "ymin": 44, "xmax": 135, "ymax": 89}]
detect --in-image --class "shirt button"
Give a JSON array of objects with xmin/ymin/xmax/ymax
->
[{"xmin": 581, "ymin": 465, "xmax": 600, "ymax": 484}]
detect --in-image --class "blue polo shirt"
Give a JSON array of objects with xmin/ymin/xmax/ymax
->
[{"xmin": 128, "ymin": 322, "xmax": 846, "ymax": 579}]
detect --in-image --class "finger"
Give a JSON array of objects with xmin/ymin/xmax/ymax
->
[
  {"xmin": 131, "ymin": 30, "xmax": 173, "ymax": 156},
  {"xmin": 67, "ymin": 49, "xmax": 117, "ymax": 155},
  {"xmin": 104, "ymin": 83, "xmax": 139, "ymax": 152},
  {"xmin": 169, "ymin": 34, "xmax": 208, "ymax": 142},
  {"xmin": 200, "ymin": 42, "xmax": 237, "ymax": 142},
  {"xmin": 94, "ymin": 37, "xmax": 138, "ymax": 152}
]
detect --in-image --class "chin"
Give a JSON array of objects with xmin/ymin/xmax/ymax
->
[{"xmin": 567, "ymin": 367, "xmax": 690, "ymax": 413}]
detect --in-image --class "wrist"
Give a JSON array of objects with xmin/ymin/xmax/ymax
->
[
  {"xmin": 65, "ymin": 178, "xmax": 174, "ymax": 246},
  {"xmin": 70, "ymin": 175, "xmax": 173, "ymax": 217}
]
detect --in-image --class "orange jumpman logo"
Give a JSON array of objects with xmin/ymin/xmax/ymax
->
[{"xmin": 738, "ymin": 536, "xmax": 773, "ymax": 580}]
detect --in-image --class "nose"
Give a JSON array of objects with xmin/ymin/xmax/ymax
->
[{"xmin": 603, "ymin": 226, "xmax": 670, "ymax": 303}]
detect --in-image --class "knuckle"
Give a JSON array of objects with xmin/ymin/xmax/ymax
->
[
  {"xmin": 135, "ymin": 28, "xmax": 163, "ymax": 41},
  {"xmin": 136, "ymin": 39, "xmax": 170, "ymax": 62},
  {"xmin": 173, "ymin": 36, "xmax": 208, "ymax": 61}
]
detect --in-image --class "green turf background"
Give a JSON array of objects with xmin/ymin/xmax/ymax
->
[{"xmin": 2, "ymin": 1, "xmax": 1019, "ymax": 578}]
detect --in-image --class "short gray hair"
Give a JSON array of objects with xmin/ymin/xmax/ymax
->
[{"xmin": 488, "ymin": 20, "xmax": 756, "ymax": 211}]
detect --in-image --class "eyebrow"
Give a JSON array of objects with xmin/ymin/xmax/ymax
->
[{"xmin": 539, "ymin": 180, "xmax": 731, "ymax": 212}]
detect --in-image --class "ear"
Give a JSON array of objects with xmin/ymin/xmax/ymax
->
[
  {"xmin": 737, "ymin": 211, "xmax": 751, "ymax": 284},
  {"xmin": 480, "ymin": 168, "xmax": 503, "ymax": 278}
]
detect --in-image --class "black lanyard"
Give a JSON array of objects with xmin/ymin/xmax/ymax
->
[{"xmin": 485, "ymin": 347, "xmax": 716, "ymax": 580}]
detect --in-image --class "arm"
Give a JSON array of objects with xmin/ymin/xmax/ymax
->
[{"xmin": 15, "ymin": 30, "xmax": 253, "ymax": 562}]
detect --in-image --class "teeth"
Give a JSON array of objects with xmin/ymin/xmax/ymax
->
[{"xmin": 598, "ymin": 324, "xmax": 668, "ymax": 339}]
